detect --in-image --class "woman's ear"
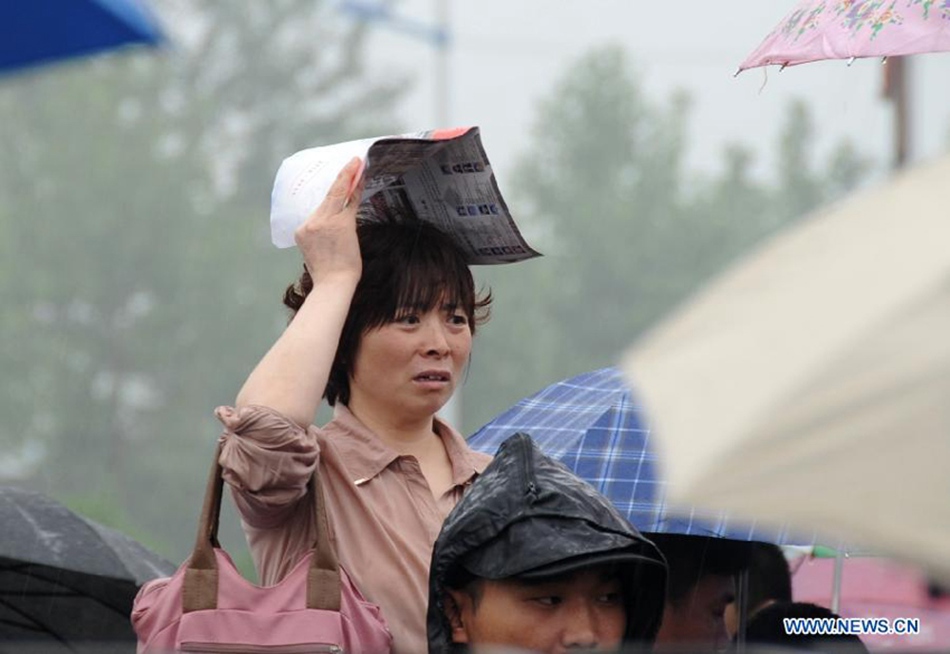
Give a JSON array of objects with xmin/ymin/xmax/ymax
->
[{"xmin": 444, "ymin": 589, "xmax": 471, "ymax": 644}]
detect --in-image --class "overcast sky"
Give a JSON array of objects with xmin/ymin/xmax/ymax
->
[{"xmin": 360, "ymin": 0, "xmax": 950, "ymax": 183}]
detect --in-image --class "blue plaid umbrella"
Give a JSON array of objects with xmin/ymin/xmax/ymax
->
[
  {"xmin": 1, "ymin": 0, "xmax": 164, "ymax": 75},
  {"xmin": 469, "ymin": 366, "xmax": 817, "ymax": 545}
]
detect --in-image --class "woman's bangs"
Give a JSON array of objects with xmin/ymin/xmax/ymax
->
[{"xmin": 393, "ymin": 257, "xmax": 472, "ymax": 317}]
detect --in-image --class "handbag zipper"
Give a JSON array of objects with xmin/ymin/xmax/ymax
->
[{"xmin": 180, "ymin": 643, "xmax": 342, "ymax": 653}]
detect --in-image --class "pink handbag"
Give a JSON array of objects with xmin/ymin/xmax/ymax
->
[{"xmin": 131, "ymin": 441, "xmax": 393, "ymax": 653}]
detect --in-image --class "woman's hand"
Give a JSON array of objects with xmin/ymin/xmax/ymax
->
[
  {"xmin": 294, "ymin": 157, "xmax": 366, "ymax": 287},
  {"xmin": 235, "ymin": 157, "xmax": 366, "ymax": 425}
]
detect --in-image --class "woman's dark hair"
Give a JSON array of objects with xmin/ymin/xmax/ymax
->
[
  {"xmin": 646, "ymin": 533, "xmax": 751, "ymax": 606},
  {"xmin": 746, "ymin": 542, "xmax": 792, "ymax": 611},
  {"xmin": 283, "ymin": 220, "xmax": 492, "ymax": 406}
]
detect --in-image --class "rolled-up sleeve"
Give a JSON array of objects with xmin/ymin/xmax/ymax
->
[{"xmin": 215, "ymin": 405, "xmax": 319, "ymax": 530}]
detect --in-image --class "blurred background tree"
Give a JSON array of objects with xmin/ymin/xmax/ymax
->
[
  {"xmin": 0, "ymin": 0, "xmax": 404, "ymax": 562},
  {"xmin": 0, "ymin": 10, "xmax": 880, "ymax": 564},
  {"xmin": 462, "ymin": 45, "xmax": 873, "ymax": 434}
]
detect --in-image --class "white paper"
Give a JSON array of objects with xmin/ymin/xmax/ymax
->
[{"xmin": 270, "ymin": 127, "xmax": 540, "ymax": 265}]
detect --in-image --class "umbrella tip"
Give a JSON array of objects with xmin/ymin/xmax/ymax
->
[
  {"xmin": 848, "ymin": 56, "xmax": 857, "ymax": 67},
  {"xmin": 733, "ymin": 67, "xmax": 742, "ymax": 78}
]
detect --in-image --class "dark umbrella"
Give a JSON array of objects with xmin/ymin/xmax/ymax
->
[
  {"xmin": 0, "ymin": 0, "xmax": 164, "ymax": 76},
  {"xmin": 0, "ymin": 485, "xmax": 175, "ymax": 648}
]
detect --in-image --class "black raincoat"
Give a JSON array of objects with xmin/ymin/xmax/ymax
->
[{"xmin": 427, "ymin": 432, "xmax": 668, "ymax": 653}]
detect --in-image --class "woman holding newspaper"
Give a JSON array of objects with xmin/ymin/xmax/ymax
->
[{"xmin": 215, "ymin": 157, "xmax": 493, "ymax": 654}]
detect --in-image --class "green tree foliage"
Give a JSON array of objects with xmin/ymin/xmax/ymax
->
[
  {"xmin": 462, "ymin": 45, "xmax": 873, "ymax": 434},
  {"xmin": 0, "ymin": 0, "xmax": 403, "ymax": 560}
]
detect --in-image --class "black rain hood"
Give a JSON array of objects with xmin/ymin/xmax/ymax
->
[{"xmin": 427, "ymin": 432, "xmax": 668, "ymax": 653}]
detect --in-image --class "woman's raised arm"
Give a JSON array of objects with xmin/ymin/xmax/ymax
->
[{"xmin": 235, "ymin": 157, "xmax": 365, "ymax": 427}]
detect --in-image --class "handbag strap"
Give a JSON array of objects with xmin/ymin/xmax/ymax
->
[
  {"xmin": 183, "ymin": 438, "xmax": 342, "ymax": 612},
  {"xmin": 307, "ymin": 469, "xmax": 342, "ymax": 611},
  {"xmin": 181, "ymin": 439, "xmax": 224, "ymax": 612}
]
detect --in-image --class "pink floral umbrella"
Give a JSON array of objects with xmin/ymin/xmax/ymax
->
[{"xmin": 739, "ymin": 0, "xmax": 950, "ymax": 71}]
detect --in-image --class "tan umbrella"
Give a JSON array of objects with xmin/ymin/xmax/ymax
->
[{"xmin": 621, "ymin": 153, "xmax": 950, "ymax": 584}]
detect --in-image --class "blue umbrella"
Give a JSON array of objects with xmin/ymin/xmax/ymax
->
[
  {"xmin": 469, "ymin": 366, "xmax": 818, "ymax": 545},
  {"xmin": 1, "ymin": 0, "xmax": 164, "ymax": 75}
]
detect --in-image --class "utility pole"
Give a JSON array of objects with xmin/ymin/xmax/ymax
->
[
  {"xmin": 883, "ymin": 56, "xmax": 911, "ymax": 170},
  {"xmin": 434, "ymin": 0, "xmax": 450, "ymax": 128},
  {"xmin": 340, "ymin": 0, "xmax": 450, "ymax": 129}
]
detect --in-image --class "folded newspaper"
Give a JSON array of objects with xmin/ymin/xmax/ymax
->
[{"xmin": 270, "ymin": 126, "xmax": 540, "ymax": 265}]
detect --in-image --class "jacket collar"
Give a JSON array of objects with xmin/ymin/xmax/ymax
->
[{"xmin": 329, "ymin": 404, "xmax": 488, "ymax": 487}]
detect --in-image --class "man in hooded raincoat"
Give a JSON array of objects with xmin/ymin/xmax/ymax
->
[{"xmin": 427, "ymin": 433, "xmax": 668, "ymax": 654}]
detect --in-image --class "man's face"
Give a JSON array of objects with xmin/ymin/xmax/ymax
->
[
  {"xmin": 446, "ymin": 565, "xmax": 627, "ymax": 654},
  {"xmin": 655, "ymin": 573, "xmax": 736, "ymax": 651}
]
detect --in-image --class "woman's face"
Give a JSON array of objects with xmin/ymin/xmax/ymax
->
[{"xmin": 348, "ymin": 299, "xmax": 472, "ymax": 424}]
